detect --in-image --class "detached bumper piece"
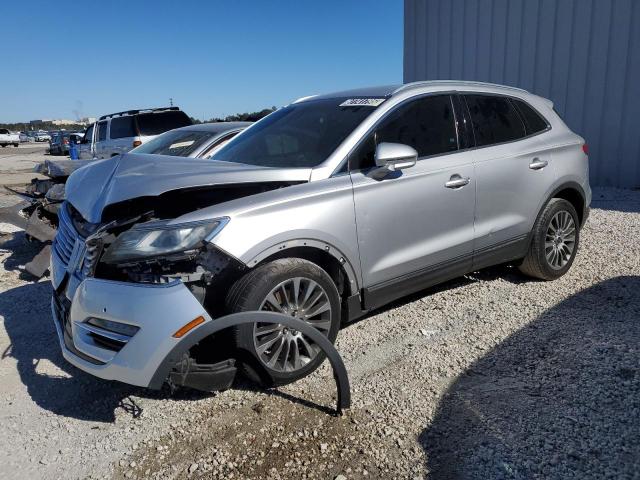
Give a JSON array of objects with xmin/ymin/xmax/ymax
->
[{"xmin": 168, "ymin": 356, "xmax": 237, "ymax": 392}]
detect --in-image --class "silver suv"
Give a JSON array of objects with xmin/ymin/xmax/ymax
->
[
  {"xmin": 51, "ymin": 81, "xmax": 591, "ymax": 390},
  {"xmin": 77, "ymin": 107, "xmax": 192, "ymax": 160}
]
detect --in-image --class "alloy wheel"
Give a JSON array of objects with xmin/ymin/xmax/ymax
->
[
  {"xmin": 544, "ymin": 210, "xmax": 576, "ymax": 270},
  {"xmin": 254, "ymin": 277, "xmax": 332, "ymax": 372}
]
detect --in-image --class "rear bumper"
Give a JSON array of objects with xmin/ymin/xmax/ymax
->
[{"xmin": 52, "ymin": 277, "xmax": 213, "ymax": 388}]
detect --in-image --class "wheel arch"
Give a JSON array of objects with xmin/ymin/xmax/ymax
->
[
  {"xmin": 246, "ymin": 240, "xmax": 360, "ymax": 299},
  {"xmin": 536, "ymin": 181, "xmax": 587, "ymax": 228}
]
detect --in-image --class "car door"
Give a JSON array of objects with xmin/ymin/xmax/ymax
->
[
  {"xmin": 464, "ymin": 94, "xmax": 555, "ymax": 266},
  {"xmin": 77, "ymin": 123, "xmax": 94, "ymax": 159},
  {"xmin": 95, "ymin": 120, "xmax": 108, "ymax": 159},
  {"xmin": 349, "ymin": 94, "xmax": 476, "ymax": 308}
]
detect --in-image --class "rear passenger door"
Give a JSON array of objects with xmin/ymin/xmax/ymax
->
[
  {"xmin": 465, "ymin": 94, "xmax": 554, "ymax": 265},
  {"xmin": 350, "ymin": 94, "xmax": 476, "ymax": 305}
]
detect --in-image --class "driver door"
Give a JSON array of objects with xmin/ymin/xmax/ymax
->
[{"xmin": 349, "ymin": 94, "xmax": 476, "ymax": 308}]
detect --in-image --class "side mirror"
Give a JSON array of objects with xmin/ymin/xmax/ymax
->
[{"xmin": 374, "ymin": 142, "xmax": 417, "ymax": 171}]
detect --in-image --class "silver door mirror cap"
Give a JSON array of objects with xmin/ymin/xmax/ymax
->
[{"xmin": 374, "ymin": 142, "xmax": 418, "ymax": 171}]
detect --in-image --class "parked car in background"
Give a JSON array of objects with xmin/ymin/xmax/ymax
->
[
  {"xmin": 48, "ymin": 81, "xmax": 591, "ymax": 392},
  {"xmin": 78, "ymin": 107, "xmax": 192, "ymax": 160},
  {"xmin": 19, "ymin": 132, "xmax": 34, "ymax": 143},
  {"xmin": 130, "ymin": 122, "xmax": 251, "ymax": 158},
  {"xmin": 48, "ymin": 131, "xmax": 83, "ymax": 155},
  {"xmin": 0, "ymin": 129, "xmax": 20, "ymax": 147},
  {"xmin": 33, "ymin": 131, "xmax": 51, "ymax": 142}
]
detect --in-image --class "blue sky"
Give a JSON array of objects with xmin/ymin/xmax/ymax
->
[{"xmin": 1, "ymin": 1, "xmax": 402, "ymax": 123}]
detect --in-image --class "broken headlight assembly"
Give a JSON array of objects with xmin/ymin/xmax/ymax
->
[{"xmin": 102, "ymin": 217, "xmax": 228, "ymax": 264}]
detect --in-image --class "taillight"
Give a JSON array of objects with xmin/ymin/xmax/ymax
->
[
  {"xmin": 132, "ymin": 140, "xmax": 142, "ymax": 148},
  {"xmin": 582, "ymin": 143, "xmax": 589, "ymax": 155}
]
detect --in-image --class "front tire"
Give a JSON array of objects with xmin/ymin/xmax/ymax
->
[
  {"xmin": 519, "ymin": 198, "xmax": 580, "ymax": 280},
  {"xmin": 225, "ymin": 258, "xmax": 341, "ymax": 387}
]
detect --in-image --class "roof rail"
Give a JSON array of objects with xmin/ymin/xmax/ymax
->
[
  {"xmin": 392, "ymin": 80, "xmax": 529, "ymax": 95},
  {"xmin": 99, "ymin": 106, "xmax": 180, "ymax": 121}
]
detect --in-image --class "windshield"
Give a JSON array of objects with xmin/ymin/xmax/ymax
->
[
  {"xmin": 131, "ymin": 129, "xmax": 214, "ymax": 157},
  {"xmin": 213, "ymin": 97, "xmax": 383, "ymax": 168}
]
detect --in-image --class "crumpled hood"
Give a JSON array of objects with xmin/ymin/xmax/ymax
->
[{"xmin": 65, "ymin": 153, "xmax": 312, "ymax": 223}]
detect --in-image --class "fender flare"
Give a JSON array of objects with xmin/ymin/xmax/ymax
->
[
  {"xmin": 245, "ymin": 238, "xmax": 361, "ymax": 295},
  {"xmin": 148, "ymin": 311, "xmax": 351, "ymax": 414}
]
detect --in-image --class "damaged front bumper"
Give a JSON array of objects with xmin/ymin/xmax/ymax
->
[{"xmin": 51, "ymin": 276, "xmax": 225, "ymax": 388}]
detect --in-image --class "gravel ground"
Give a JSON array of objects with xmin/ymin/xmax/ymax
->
[{"xmin": 0, "ymin": 186, "xmax": 638, "ymax": 480}]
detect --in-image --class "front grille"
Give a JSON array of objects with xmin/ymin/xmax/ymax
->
[{"xmin": 53, "ymin": 204, "xmax": 82, "ymax": 267}]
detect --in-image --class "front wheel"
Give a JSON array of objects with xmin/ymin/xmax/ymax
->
[
  {"xmin": 519, "ymin": 198, "xmax": 580, "ymax": 280},
  {"xmin": 225, "ymin": 258, "xmax": 341, "ymax": 387}
]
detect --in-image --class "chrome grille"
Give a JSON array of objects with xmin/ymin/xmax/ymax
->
[{"xmin": 53, "ymin": 204, "xmax": 81, "ymax": 266}]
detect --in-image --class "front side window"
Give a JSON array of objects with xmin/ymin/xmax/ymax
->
[
  {"xmin": 82, "ymin": 124, "xmax": 94, "ymax": 144},
  {"xmin": 213, "ymin": 98, "xmax": 381, "ymax": 168},
  {"xmin": 465, "ymin": 94, "xmax": 525, "ymax": 146},
  {"xmin": 201, "ymin": 132, "xmax": 239, "ymax": 159},
  {"xmin": 350, "ymin": 95, "xmax": 458, "ymax": 170},
  {"xmin": 97, "ymin": 121, "xmax": 107, "ymax": 141},
  {"xmin": 109, "ymin": 116, "xmax": 136, "ymax": 139}
]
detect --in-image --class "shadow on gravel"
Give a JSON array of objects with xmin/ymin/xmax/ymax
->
[
  {"xmin": 0, "ymin": 281, "xmax": 147, "ymax": 422},
  {"xmin": 421, "ymin": 275, "xmax": 640, "ymax": 479}
]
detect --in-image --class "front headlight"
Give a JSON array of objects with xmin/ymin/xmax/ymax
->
[{"xmin": 102, "ymin": 218, "xmax": 228, "ymax": 264}]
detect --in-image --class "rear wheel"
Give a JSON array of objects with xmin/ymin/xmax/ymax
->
[
  {"xmin": 519, "ymin": 198, "xmax": 580, "ymax": 280},
  {"xmin": 225, "ymin": 258, "xmax": 341, "ymax": 386}
]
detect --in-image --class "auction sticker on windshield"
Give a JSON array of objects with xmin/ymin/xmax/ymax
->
[{"xmin": 339, "ymin": 98, "xmax": 386, "ymax": 107}]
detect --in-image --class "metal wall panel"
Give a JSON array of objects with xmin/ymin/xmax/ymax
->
[{"xmin": 404, "ymin": 0, "xmax": 640, "ymax": 187}]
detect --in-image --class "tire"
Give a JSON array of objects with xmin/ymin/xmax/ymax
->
[
  {"xmin": 519, "ymin": 198, "xmax": 580, "ymax": 280},
  {"xmin": 225, "ymin": 258, "xmax": 341, "ymax": 387},
  {"xmin": 13, "ymin": 143, "xmax": 18, "ymax": 147}
]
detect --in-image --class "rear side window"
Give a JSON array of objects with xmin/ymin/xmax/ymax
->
[
  {"xmin": 511, "ymin": 99, "xmax": 549, "ymax": 135},
  {"xmin": 350, "ymin": 95, "xmax": 458, "ymax": 170},
  {"xmin": 135, "ymin": 111, "xmax": 192, "ymax": 136},
  {"xmin": 465, "ymin": 95, "xmax": 525, "ymax": 147},
  {"xmin": 97, "ymin": 121, "xmax": 107, "ymax": 141},
  {"xmin": 109, "ymin": 116, "xmax": 137, "ymax": 139}
]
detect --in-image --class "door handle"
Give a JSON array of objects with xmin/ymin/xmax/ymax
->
[
  {"xmin": 529, "ymin": 158, "xmax": 548, "ymax": 170},
  {"xmin": 445, "ymin": 175, "xmax": 470, "ymax": 189}
]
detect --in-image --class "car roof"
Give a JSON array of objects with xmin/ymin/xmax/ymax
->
[
  {"xmin": 170, "ymin": 121, "xmax": 252, "ymax": 133},
  {"xmin": 295, "ymin": 81, "xmax": 534, "ymax": 103}
]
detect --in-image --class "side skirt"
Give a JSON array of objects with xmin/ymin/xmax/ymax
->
[{"xmin": 360, "ymin": 234, "xmax": 530, "ymax": 312}]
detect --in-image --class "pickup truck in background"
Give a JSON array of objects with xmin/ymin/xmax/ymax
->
[
  {"xmin": 78, "ymin": 107, "xmax": 192, "ymax": 160},
  {"xmin": 0, "ymin": 129, "xmax": 20, "ymax": 147}
]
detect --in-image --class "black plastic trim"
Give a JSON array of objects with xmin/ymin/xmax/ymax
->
[{"xmin": 149, "ymin": 312, "xmax": 351, "ymax": 414}]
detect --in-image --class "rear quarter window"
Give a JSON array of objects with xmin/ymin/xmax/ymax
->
[
  {"xmin": 109, "ymin": 116, "xmax": 137, "ymax": 139},
  {"xmin": 135, "ymin": 111, "xmax": 192, "ymax": 136},
  {"xmin": 465, "ymin": 94, "xmax": 526, "ymax": 147},
  {"xmin": 511, "ymin": 99, "xmax": 549, "ymax": 135}
]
